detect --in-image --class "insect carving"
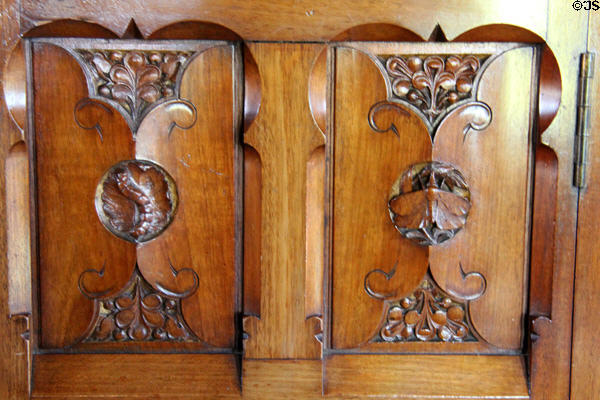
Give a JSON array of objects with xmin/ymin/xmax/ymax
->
[
  {"xmin": 388, "ymin": 162, "xmax": 470, "ymax": 246},
  {"xmin": 95, "ymin": 160, "xmax": 178, "ymax": 243}
]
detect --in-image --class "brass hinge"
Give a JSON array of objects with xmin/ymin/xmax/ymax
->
[{"xmin": 574, "ymin": 52, "xmax": 595, "ymax": 188}]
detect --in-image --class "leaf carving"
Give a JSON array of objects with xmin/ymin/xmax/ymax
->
[
  {"xmin": 375, "ymin": 273, "xmax": 477, "ymax": 343},
  {"xmin": 384, "ymin": 54, "xmax": 487, "ymax": 126},
  {"xmin": 82, "ymin": 266, "xmax": 199, "ymax": 343},
  {"xmin": 388, "ymin": 162, "xmax": 471, "ymax": 246},
  {"xmin": 78, "ymin": 49, "xmax": 192, "ymax": 131}
]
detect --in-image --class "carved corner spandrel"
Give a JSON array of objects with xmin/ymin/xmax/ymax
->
[
  {"xmin": 80, "ymin": 267, "xmax": 200, "ymax": 344},
  {"xmin": 76, "ymin": 49, "xmax": 193, "ymax": 133},
  {"xmin": 374, "ymin": 274, "xmax": 477, "ymax": 343}
]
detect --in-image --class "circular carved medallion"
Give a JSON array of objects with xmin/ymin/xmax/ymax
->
[
  {"xmin": 95, "ymin": 160, "xmax": 178, "ymax": 243},
  {"xmin": 388, "ymin": 162, "xmax": 471, "ymax": 246}
]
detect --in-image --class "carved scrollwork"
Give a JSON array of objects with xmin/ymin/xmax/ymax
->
[
  {"xmin": 95, "ymin": 160, "xmax": 178, "ymax": 243},
  {"xmin": 82, "ymin": 266, "xmax": 198, "ymax": 343},
  {"xmin": 77, "ymin": 49, "xmax": 192, "ymax": 131},
  {"xmin": 388, "ymin": 161, "xmax": 471, "ymax": 246},
  {"xmin": 376, "ymin": 274, "xmax": 476, "ymax": 343},
  {"xmin": 383, "ymin": 54, "xmax": 487, "ymax": 126}
]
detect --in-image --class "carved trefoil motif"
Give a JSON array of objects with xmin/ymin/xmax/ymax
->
[
  {"xmin": 381, "ymin": 53, "xmax": 489, "ymax": 131},
  {"xmin": 376, "ymin": 274, "xmax": 476, "ymax": 343},
  {"xmin": 83, "ymin": 267, "xmax": 198, "ymax": 343},
  {"xmin": 77, "ymin": 49, "xmax": 192, "ymax": 132},
  {"xmin": 388, "ymin": 161, "xmax": 471, "ymax": 246}
]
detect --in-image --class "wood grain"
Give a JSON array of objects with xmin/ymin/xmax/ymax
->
[
  {"xmin": 243, "ymin": 145, "xmax": 262, "ymax": 318},
  {"xmin": 243, "ymin": 43, "xmax": 325, "ymax": 359},
  {"xmin": 135, "ymin": 45, "xmax": 237, "ymax": 349},
  {"xmin": 242, "ymin": 360, "xmax": 322, "ymax": 399},
  {"xmin": 431, "ymin": 46, "xmax": 535, "ymax": 350},
  {"xmin": 21, "ymin": 0, "xmax": 549, "ymax": 42},
  {"xmin": 331, "ymin": 46, "xmax": 430, "ymax": 349},
  {"xmin": 6, "ymin": 141, "xmax": 31, "ymax": 316},
  {"xmin": 1, "ymin": 1, "xmax": 27, "ymax": 398},
  {"xmin": 33, "ymin": 43, "xmax": 137, "ymax": 348},
  {"xmin": 571, "ymin": 9, "xmax": 600, "ymax": 398},
  {"xmin": 529, "ymin": 144, "xmax": 557, "ymax": 318},
  {"xmin": 325, "ymin": 354, "xmax": 529, "ymax": 398},
  {"xmin": 528, "ymin": 5, "xmax": 588, "ymax": 399},
  {"xmin": 0, "ymin": 3, "xmax": 589, "ymax": 398},
  {"xmin": 3, "ymin": 41, "xmax": 26, "ymax": 135},
  {"xmin": 32, "ymin": 354, "xmax": 241, "ymax": 398}
]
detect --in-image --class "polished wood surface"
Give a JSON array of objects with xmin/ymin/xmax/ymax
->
[
  {"xmin": 242, "ymin": 43, "xmax": 324, "ymax": 359},
  {"xmin": 33, "ymin": 42, "xmax": 136, "ymax": 348},
  {"xmin": 331, "ymin": 45, "xmax": 430, "ymax": 349},
  {"xmin": 0, "ymin": 1, "xmax": 593, "ymax": 399},
  {"xmin": 571, "ymin": 10, "xmax": 600, "ymax": 398},
  {"xmin": 20, "ymin": 0, "xmax": 549, "ymax": 42},
  {"xmin": 529, "ymin": 6, "xmax": 588, "ymax": 399},
  {"xmin": 330, "ymin": 42, "xmax": 535, "ymax": 353},
  {"xmin": 32, "ymin": 354, "xmax": 240, "ymax": 399},
  {"xmin": 325, "ymin": 354, "xmax": 529, "ymax": 398},
  {"xmin": 32, "ymin": 40, "xmax": 239, "ymax": 351},
  {"xmin": 430, "ymin": 45, "xmax": 535, "ymax": 350}
]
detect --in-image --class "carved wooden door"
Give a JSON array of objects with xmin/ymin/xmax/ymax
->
[
  {"xmin": 1, "ymin": 1, "xmax": 593, "ymax": 399},
  {"xmin": 323, "ymin": 41, "xmax": 537, "ymax": 397}
]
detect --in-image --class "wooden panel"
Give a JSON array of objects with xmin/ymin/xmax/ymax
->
[
  {"xmin": 529, "ymin": 6, "xmax": 588, "ymax": 399},
  {"xmin": 331, "ymin": 46, "xmax": 430, "ymax": 349},
  {"xmin": 330, "ymin": 42, "xmax": 533, "ymax": 353},
  {"xmin": 34, "ymin": 43, "xmax": 136, "ymax": 348},
  {"xmin": 242, "ymin": 43, "xmax": 325, "ymax": 358},
  {"xmin": 242, "ymin": 360, "xmax": 322, "ymax": 399},
  {"xmin": 1, "ymin": 2, "xmax": 29, "ymax": 398},
  {"xmin": 32, "ymin": 354, "xmax": 240, "ymax": 398},
  {"xmin": 21, "ymin": 0, "xmax": 548, "ymax": 42},
  {"xmin": 430, "ymin": 46, "xmax": 535, "ymax": 349},
  {"xmin": 6, "ymin": 141, "xmax": 31, "ymax": 315},
  {"xmin": 571, "ymin": 9, "xmax": 600, "ymax": 398},
  {"xmin": 135, "ymin": 45, "xmax": 237, "ymax": 349},
  {"xmin": 325, "ymin": 354, "xmax": 529, "ymax": 398}
]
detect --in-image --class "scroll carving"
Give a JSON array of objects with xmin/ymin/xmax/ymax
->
[
  {"xmin": 384, "ymin": 54, "xmax": 487, "ymax": 127},
  {"xmin": 95, "ymin": 160, "xmax": 178, "ymax": 243},
  {"xmin": 388, "ymin": 162, "xmax": 471, "ymax": 246},
  {"xmin": 83, "ymin": 267, "xmax": 197, "ymax": 343},
  {"xmin": 77, "ymin": 49, "xmax": 191, "ymax": 131},
  {"xmin": 375, "ymin": 274, "xmax": 476, "ymax": 343}
]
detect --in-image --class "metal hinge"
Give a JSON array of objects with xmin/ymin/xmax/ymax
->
[{"xmin": 574, "ymin": 52, "xmax": 595, "ymax": 188}]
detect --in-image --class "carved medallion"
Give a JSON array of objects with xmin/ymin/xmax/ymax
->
[
  {"xmin": 83, "ymin": 267, "xmax": 197, "ymax": 343},
  {"xmin": 383, "ymin": 54, "xmax": 486, "ymax": 126},
  {"xmin": 77, "ymin": 50, "xmax": 191, "ymax": 130},
  {"xmin": 376, "ymin": 274, "xmax": 475, "ymax": 343},
  {"xmin": 95, "ymin": 160, "xmax": 178, "ymax": 243},
  {"xmin": 388, "ymin": 162, "xmax": 470, "ymax": 246}
]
